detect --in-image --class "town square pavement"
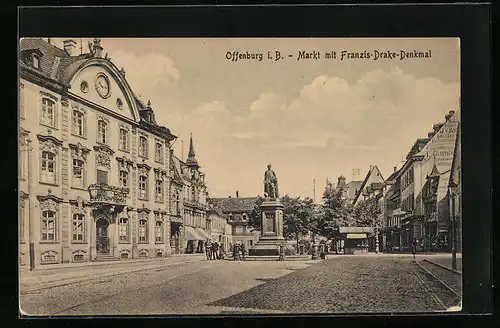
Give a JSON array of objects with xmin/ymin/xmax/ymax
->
[{"xmin": 19, "ymin": 254, "xmax": 461, "ymax": 316}]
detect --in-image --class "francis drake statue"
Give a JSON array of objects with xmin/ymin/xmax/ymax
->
[{"xmin": 264, "ymin": 164, "xmax": 279, "ymax": 199}]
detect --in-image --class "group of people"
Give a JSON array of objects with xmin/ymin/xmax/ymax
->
[
  {"xmin": 204, "ymin": 239, "xmax": 225, "ymax": 260},
  {"xmin": 232, "ymin": 243, "xmax": 246, "ymax": 260}
]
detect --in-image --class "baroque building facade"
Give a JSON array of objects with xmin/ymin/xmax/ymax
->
[
  {"xmin": 19, "ymin": 38, "xmax": 181, "ymax": 266},
  {"xmin": 169, "ymin": 136, "xmax": 210, "ymax": 254}
]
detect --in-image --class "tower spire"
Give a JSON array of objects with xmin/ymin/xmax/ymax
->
[{"xmin": 186, "ymin": 133, "xmax": 199, "ymax": 168}]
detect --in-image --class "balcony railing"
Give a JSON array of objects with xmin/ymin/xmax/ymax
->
[{"xmin": 88, "ymin": 183, "xmax": 129, "ymax": 205}]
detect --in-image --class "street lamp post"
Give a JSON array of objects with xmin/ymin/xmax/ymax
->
[{"xmin": 448, "ymin": 177, "xmax": 458, "ymax": 271}]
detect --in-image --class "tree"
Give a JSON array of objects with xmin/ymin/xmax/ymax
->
[
  {"xmin": 353, "ymin": 198, "xmax": 383, "ymax": 252},
  {"xmin": 282, "ymin": 195, "xmax": 315, "ymax": 247},
  {"xmin": 318, "ymin": 182, "xmax": 355, "ymax": 252},
  {"xmin": 248, "ymin": 196, "xmax": 265, "ymax": 231}
]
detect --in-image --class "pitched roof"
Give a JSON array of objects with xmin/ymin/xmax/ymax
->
[
  {"xmin": 345, "ymin": 181, "xmax": 362, "ymax": 199},
  {"xmin": 208, "ymin": 197, "xmax": 258, "ymax": 213},
  {"xmin": 353, "ymin": 166, "xmax": 385, "ymax": 205},
  {"xmin": 20, "ymin": 38, "xmax": 177, "ymax": 141}
]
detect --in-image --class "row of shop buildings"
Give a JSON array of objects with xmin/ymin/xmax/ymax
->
[
  {"xmin": 18, "ymin": 38, "xmax": 237, "ymax": 267},
  {"xmin": 337, "ymin": 108, "xmax": 461, "ymax": 253}
]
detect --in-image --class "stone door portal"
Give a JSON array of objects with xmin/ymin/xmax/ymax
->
[{"xmin": 96, "ymin": 218, "xmax": 110, "ymax": 254}]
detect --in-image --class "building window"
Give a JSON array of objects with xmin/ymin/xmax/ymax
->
[
  {"xmin": 175, "ymin": 191, "xmax": 180, "ymax": 215},
  {"xmin": 41, "ymin": 210, "xmax": 56, "ymax": 241},
  {"xmin": 119, "ymin": 128, "xmax": 129, "ymax": 151},
  {"xmin": 97, "ymin": 169, "xmax": 108, "ymax": 184},
  {"xmin": 242, "ymin": 213, "xmax": 247, "ymax": 221},
  {"xmin": 119, "ymin": 171, "xmax": 129, "ymax": 188},
  {"xmin": 119, "ymin": 218, "xmax": 129, "ymax": 242},
  {"xmin": 235, "ymin": 226, "xmax": 243, "ymax": 234},
  {"xmin": 73, "ymin": 253, "xmax": 85, "ymax": 262},
  {"xmin": 155, "ymin": 142, "xmax": 163, "ymax": 163},
  {"xmin": 97, "ymin": 119, "xmax": 108, "ymax": 144},
  {"xmin": 20, "ymin": 84, "xmax": 25, "ymax": 119},
  {"xmin": 72, "ymin": 159, "xmax": 85, "ymax": 188},
  {"xmin": 40, "ymin": 151, "xmax": 56, "ymax": 184},
  {"xmin": 191, "ymin": 187, "xmax": 196, "ymax": 201},
  {"xmin": 139, "ymin": 175, "xmax": 148, "ymax": 200},
  {"xmin": 71, "ymin": 213, "xmax": 85, "ymax": 242},
  {"xmin": 20, "ymin": 204, "xmax": 26, "ymax": 242},
  {"xmin": 40, "ymin": 98, "xmax": 56, "ymax": 127},
  {"xmin": 139, "ymin": 136, "xmax": 148, "ymax": 158},
  {"xmin": 155, "ymin": 221, "xmax": 163, "ymax": 243},
  {"xmin": 138, "ymin": 218, "xmax": 148, "ymax": 243},
  {"xmin": 155, "ymin": 179, "xmax": 163, "ymax": 202},
  {"xmin": 32, "ymin": 54, "xmax": 40, "ymax": 69},
  {"xmin": 72, "ymin": 110, "xmax": 85, "ymax": 137}
]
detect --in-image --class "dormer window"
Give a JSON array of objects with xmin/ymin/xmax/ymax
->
[{"xmin": 32, "ymin": 54, "xmax": 40, "ymax": 69}]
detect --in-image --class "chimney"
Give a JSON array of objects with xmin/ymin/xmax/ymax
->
[
  {"xmin": 369, "ymin": 165, "xmax": 374, "ymax": 171},
  {"xmin": 394, "ymin": 166, "xmax": 397, "ymax": 173},
  {"xmin": 236, "ymin": 191, "xmax": 239, "ymax": 198},
  {"xmin": 63, "ymin": 39, "xmax": 77, "ymax": 56},
  {"xmin": 352, "ymin": 168, "xmax": 360, "ymax": 181}
]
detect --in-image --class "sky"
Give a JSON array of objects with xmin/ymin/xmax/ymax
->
[{"xmin": 51, "ymin": 38, "xmax": 460, "ymax": 200}]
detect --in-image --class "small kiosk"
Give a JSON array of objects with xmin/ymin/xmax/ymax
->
[{"xmin": 339, "ymin": 227, "xmax": 373, "ymax": 254}]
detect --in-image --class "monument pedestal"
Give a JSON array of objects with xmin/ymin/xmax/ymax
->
[{"xmin": 248, "ymin": 199, "xmax": 296, "ymax": 256}]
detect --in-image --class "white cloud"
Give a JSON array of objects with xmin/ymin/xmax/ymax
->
[{"xmin": 111, "ymin": 50, "xmax": 180, "ymax": 93}]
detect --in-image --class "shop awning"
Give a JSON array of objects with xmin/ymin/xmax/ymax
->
[
  {"xmin": 346, "ymin": 233, "xmax": 367, "ymax": 239},
  {"xmin": 195, "ymin": 228, "xmax": 211, "ymax": 240},
  {"xmin": 184, "ymin": 226, "xmax": 204, "ymax": 241}
]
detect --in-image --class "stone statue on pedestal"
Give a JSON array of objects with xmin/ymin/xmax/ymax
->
[{"xmin": 264, "ymin": 164, "xmax": 279, "ymax": 199}]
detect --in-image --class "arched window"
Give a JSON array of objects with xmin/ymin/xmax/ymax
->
[
  {"xmin": 155, "ymin": 220, "xmax": 163, "ymax": 243},
  {"xmin": 97, "ymin": 119, "xmax": 107, "ymax": 144},
  {"xmin": 138, "ymin": 218, "xmax": 148, "ymax": 243},
  {"xmin": 72, "ymin": 110, "xmax": 85, "ymax": 137},
  {"xmin": 40, "ymin": 151, "xmax": 56, "ymax": 184},
  {"xmin": 139, "ymin": 175, "xmax": 148, "ymax": 200},
  {"xmin": 41, "ymin": 210, "xmax": 56, "ymax": 241},
  {"xmin": 72, "ymin": 159, "xmax": 85, "ymax": 188},
  {"xmin": 71, "ymin": 213, "xmax": 85, "ymax": 242},
  {"xmin": 155, "ymin": 142, "xmax": 163, "ymax": 163},
  {"xmin": 155, "ymin": 179, "xmax": 163, "ymax": 202},
  {"xmin": 119, "ymin": 170, "xmax": 129, "ymax": 188},
  {"xmin": 119, "ymin": 218, "xmax": 129, "ymax": 242},
  {"xmin": 40, "ymin": 98, "xmax": 56, "ymax": 127},
  {"xmin": 242, "ymin": 213, "xmax": 247, "ymax": 221},
  {"xmin": 139, "ymin": 136, "xmax": 148, "ymax": 158},
  {"xmin": 119, "ymin": 128, "xmax": 129, "ymax": 151}
]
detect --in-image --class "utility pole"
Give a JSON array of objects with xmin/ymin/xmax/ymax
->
[
  {"xmin": 181, "ymin": 140, "xmax": 184, "ymax": 161},
  {"xmin": 313, "ymin": 178, "xmax": 316, "ymax": 203}
]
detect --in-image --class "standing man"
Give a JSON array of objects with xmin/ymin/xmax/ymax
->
[
  {"xmin": 278, "ymin": 243, "xmax": 286, "ymax": 261},
  {"xmin": 205, "ymin": 239, "xmax": 212, "ymax": 260},
  {"xmin": 264, "ymin": 164, "xmax": 279, "ymax": 199},
  {"xmin": 411, "ymin": 238, "xmax": 417, "ymax": 260}
]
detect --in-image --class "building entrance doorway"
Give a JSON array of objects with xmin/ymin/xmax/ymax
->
[{"xmin": 96, "ymin": 218, "xmax": 110, "ymax": 254}]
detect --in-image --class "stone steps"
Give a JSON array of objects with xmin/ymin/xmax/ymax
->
[{"xmin": 94, "ymin": 254, "xmax": 120, "ymax": 262}]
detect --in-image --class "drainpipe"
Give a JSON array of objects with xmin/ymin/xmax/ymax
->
[{"xmin": 26, "ymin": 138, "xmax": 35, "ymax": 271}]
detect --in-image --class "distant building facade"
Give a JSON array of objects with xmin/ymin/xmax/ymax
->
[{"xmin": 208, "ymin": 193, "xmax": 259, "ymax": 252}]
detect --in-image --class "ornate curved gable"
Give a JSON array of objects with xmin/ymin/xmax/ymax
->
[{"xmin": 67, "ymin": 58, "xmax": 141, "ymax": 123}]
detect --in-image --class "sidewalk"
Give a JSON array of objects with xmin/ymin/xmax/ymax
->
[
  {"xmin": 20, "ymin": 254, "xmax": 206, "ymax": 290},
  {"xmin": 20, "ymin": 253, "xmax": 205, "ymax": 273}
]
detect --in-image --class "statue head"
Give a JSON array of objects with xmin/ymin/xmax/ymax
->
[{"xmin": 267, "ymin": 164, "xmax": 272, "ymax": 170}]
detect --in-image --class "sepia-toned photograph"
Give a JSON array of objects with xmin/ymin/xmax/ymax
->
[{"xmin": 19, "ymin": 37, "xmax": 462, "ymax": 315}]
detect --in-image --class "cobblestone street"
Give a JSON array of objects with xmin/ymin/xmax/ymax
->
[{"xmin": 20, "ymin": 254, "xmax": 461, "ymax": 316}]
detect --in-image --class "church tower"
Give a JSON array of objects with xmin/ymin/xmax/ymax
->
[{"xmin": 186, "ymin": 133, "xmax": 199, "ymax": 169}]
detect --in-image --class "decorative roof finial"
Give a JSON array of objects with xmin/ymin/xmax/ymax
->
[{"xmin": 147, "ymin": 100, "xmax": 151, "ymax": 108}]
